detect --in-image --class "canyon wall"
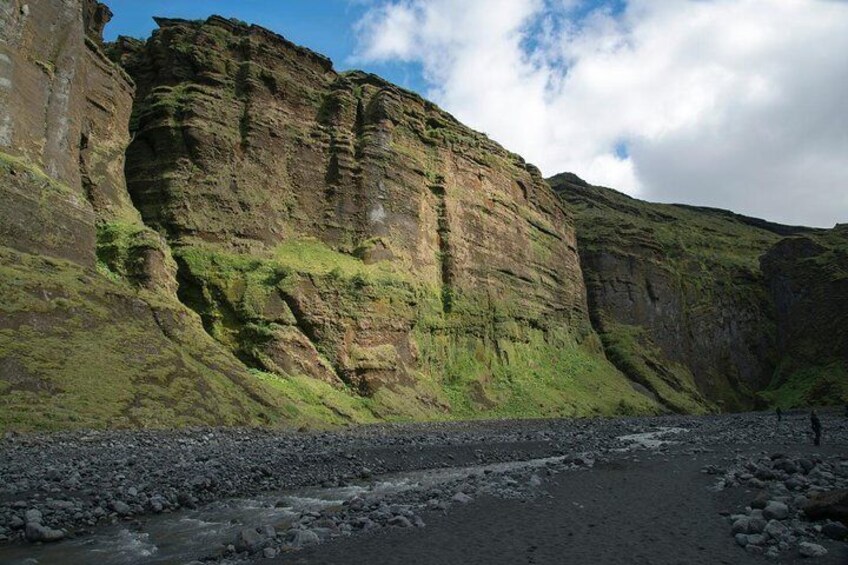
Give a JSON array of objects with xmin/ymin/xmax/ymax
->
[
  {"xmin": 0, "ymin": 7, "xmax": 656, "ymax": 431},
  {"xmin": 551, "ymin": 173, "xmax": 847, "ymax": 411}
]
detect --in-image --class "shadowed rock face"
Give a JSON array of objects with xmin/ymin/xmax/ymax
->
[
  {"xmin": 760, "ymin": 227, "xmax": 848, "ymax": 405},
  {"xmin": 112, "ymin": 16, "xmax": 593, "ymax": 397},
  {"xmin": 551, "ymin": 174, "xmax": 848, "ymax": 411}
]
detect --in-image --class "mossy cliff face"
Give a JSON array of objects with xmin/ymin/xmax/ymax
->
[
  {"xmin": 0, "ymin": 7, "xmax": 657, "ymax": 431},
  {"xmin": 104, "ymin": 15, "xmax": 648, "ymax": 419},
  {"xmin": 0, "ymin": 2, "xmax": 350, "ymax": 431},
  {"xmin": 759, "ymin": 227, "xmax": 848, "ymax": 407},
  {"xmin": 550, "ymin": 173, "xmax": 847, "ymax": 411}
]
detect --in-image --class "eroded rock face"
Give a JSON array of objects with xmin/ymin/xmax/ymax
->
[
  {"xmin": 551, "ymin": 174, "xmax": 848, "ymax": 411},
  {"xmin": 114, "ymin": 16, "xmax": 591, "ymax": 397},
  {"xmin": 550, "ymin": 174, "xmax": 784, "ymax": 411},
  {"xmin": 0, "ymin": 0, "xmax": 163, "ymax": 272},
  {"xmin": 0, "ymin": 2, "xmax": 293, "ymax": 431},
  {"xmin": 760, "ymin": 229, "xmax": 848, "ymax": 404}
]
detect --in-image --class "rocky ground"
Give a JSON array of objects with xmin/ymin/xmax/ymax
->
[{"xmin": 0, "ymin": 409, "xmax": 846, "ymax": 564}]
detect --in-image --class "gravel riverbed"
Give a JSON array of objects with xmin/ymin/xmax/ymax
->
[{"xmin": 1, "ymin": 410, "xmax": 846, "ymax": 564}]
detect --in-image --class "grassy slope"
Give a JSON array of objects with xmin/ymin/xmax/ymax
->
[
  {"xmin": 0, "ymin": 242, "xmax": 408, "ymax": 431},
  {"xmin": 175, "ymin": 239, "xmax": 660, "ymax": 423}
]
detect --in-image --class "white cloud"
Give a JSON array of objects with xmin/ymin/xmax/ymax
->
[{"xmin": 354, "ymin": 0, "xmax": 848, "ymax": 227}]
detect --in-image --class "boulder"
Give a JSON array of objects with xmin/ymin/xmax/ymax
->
[
  {"xmin": 763, "ymin": 501, "xmax": 790, "ymax": 521},
  {"xmin": 25, "ymin": 522, "xmax": 64, "ymax": 542},
  {"xmin": 234, "ymin": 528, "xmax": 266, "ymax": 554},
  {"xmin": 804, "ymin": 489, "xmax": 848, "ymax": 525},
  {"xmin": 798, "ymin": 542, "xmax": 827, "ymax": 558}
]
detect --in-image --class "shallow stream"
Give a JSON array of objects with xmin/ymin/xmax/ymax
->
[{"xmin": 0, "ymin": 454, "xmax": 571, "ymax": 564}]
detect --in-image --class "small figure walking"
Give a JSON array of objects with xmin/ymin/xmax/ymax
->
[
  {"xmin": 776, "ymin": 406, "xmax": 782, "ymax": 422},
  {"xmin": 810, "ymin": 410, "xmax": 822, "ymax": 446}
]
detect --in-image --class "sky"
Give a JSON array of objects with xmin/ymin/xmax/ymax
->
[{"xmin": 105, "ymin": 1, "xmax": 848, "ymax": 228}]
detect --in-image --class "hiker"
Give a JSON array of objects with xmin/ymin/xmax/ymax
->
[
  {"xmin": 810, "ymin": 410, "xmax": 822, "ymax": 446},
  {"xmin": 776, "ymin": 406, "xmax": 782, "ymax": 422}
]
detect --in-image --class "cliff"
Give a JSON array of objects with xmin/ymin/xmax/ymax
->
[
  {"xmin": 0, "ymin": 6, "xmax": 657, "ymax": 431},
  {"xmin": 550, "ymin": 174, "xmax": 848, "ymax": 411},
  {"xmin": 759, "ymin": 226, "xmax": 848, "ymax": 407},
  {"xmin": 3, "ymin": 3, "xmax": 840, "ymax": 432},
  {"xmin": 108, "ymin": 15, "xmax": 656, "ymax": 420},
  {"xmin": 0, "ymin": 1, "xmax": 360, "ymax": 430}
]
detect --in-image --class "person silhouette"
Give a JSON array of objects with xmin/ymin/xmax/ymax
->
[{"xmin": 810, "ymin": 410, "xmax": 822, "ymax": 446}]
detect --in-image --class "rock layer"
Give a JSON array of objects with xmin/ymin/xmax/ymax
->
[
  {"xmin": 550, "ymin": 173, "xmax": 848, "ymax": 411},
  {"xmin": 0, "ymin": 2, "xmax": 308, "ymax": 430},
  {"xmin": 108, "ymin": 15, "xmax": 644, "ymax": 418}
]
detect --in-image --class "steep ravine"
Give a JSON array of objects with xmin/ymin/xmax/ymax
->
[{"xmin": 550, "ymin": 173, "xmax": 848, "ymax": 411}]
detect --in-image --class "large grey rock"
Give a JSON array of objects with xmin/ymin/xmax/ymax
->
[
  {"xmin": 452, "ymin": 492, "xmax": 473, "ymax": 504},
  {"xmin": 748, "ymin": 517, "xmax": 767, "ymax": 534},
  {"xmin": 234, "ymin": 528, "xmax": 266, "ymax": 553},
  {"xmin": 110, "ymin": 501, "xmax": 131, "ymax": 516},
  {"xmin": 821, "ymin": 521, "xmax": 848, "ymax": 541},
  {"xmin": 804, "ymin": 489, "xmax": 848, "ymax": 524},
  {"xmin": 731, "ymin": 517, "xmax": 750, "ymax": 534},
  {"xmin": 24, "ymin": 509, "xmax": 42, "ymax": 524},
  {"xmin": 763, "ymin": 501, "xmax": 789, "ymax": 520},
  {"xmin": 798, "ymin": 542, "xmax": 828, "ymax": 557},
  {"xmin": 764, "ymin": 519, "xmax": 788, "ymax": 540},
  {"xmin": 387, "ymin": 515, "xmax": 412, "ymax": 528},
  {"xmin": 25, "ymin": 522, "xmax": 64, "ymax": 542},
  {"xmin": 745, "ymin": 533, "xmax": 767, "ymax": 546},
  {"xmin": 287, "ymin": 529, "xmax": 319, "ymax": 549}
]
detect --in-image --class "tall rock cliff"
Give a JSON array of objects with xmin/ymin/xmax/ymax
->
[
  {"xmin": 551, "ymin": 173, "xmax": 848, "ymax": 411},
  {"xmin": 0, "ymin": 7, "xmax": 658, "ymax": 432},
  {"xmin": 108, "ymin": 16, "xmax": 653, "ymax": 420},
  {"xmin": 0, "ymin": 1, "xmax": 330, "ymax": 431},
  {"xmin": 760, "ymin": 225, "xmax": 848, "ymax": 406}
]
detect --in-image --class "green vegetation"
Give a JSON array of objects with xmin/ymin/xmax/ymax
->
[
  {"xmin": 760, "ymin": 361, "xmax": 848, "ymax": 409},
  {"xmin": 0, "ymin": 245, "xmax": 293, "ymax": 431},
  {"xmin": 171, "ymin": 238, "xmax": 663, "ymax": 423},
  {"xmin": 415, "ymin": 328, "xmax": 660, "ymax": 419},
  {"xmin": 600, "ymin": 323, "xmax": 713, "ymax": 414},
  {"xmin": 250, "ymin": 370, "xmax": 379, "ymax": 428},
  {"xmin": 552, "ymin": 177, "xmax": 784, "ymax": 278},
  {"xmin": 96, "ymin": 221, "xmax": 171, "ymax": 285}
]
